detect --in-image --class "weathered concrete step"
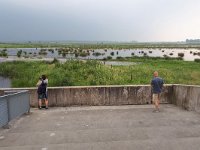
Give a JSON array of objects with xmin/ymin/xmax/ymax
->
[
  {"xmin": 1, "ymin": 105, "xmax": 200, "ymax": 150},
  {"xmin": 7, "ymin": 105, "xmax": 200, "ymax": 133},
  {"xmin": 1, "ymin": 126, "xmax": 200, "ymax": 147},
  {"xmin": 1, "ymin": 137, "xmax": 200, "ymax": 150},
  {"xmin": 7, "ymin": 117, "xmax": 200, "ymax": 134}
]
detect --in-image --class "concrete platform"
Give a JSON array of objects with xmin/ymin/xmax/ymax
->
[{"xmin": 1, "ymin": 104, "xmax": 200, "ymax": 150}]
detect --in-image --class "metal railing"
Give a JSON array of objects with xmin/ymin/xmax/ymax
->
[{"xmin": 0, "ymin": 90, "xmax": 30, "ymax": 128}]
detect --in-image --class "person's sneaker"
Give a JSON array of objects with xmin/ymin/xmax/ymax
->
[
  {"xmin": 45, "ymin": 107, "xmax": 48, "ymax": 109},
  {"xmin": 39, "ymin": 107, "xmax": 42, "ymax": 109},
  {"xmin": 153, "ymin": 109, "xmax": 160, "ymax": 113}
]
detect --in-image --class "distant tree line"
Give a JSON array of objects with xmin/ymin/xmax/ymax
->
[{"xmin": 186, "ymin": 39, "xmax": 200, "ymax": 43}]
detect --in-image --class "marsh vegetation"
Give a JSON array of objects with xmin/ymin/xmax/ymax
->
[{"xmin": 0, "ymin": 58, "xmax": 200, "ymax": 87}]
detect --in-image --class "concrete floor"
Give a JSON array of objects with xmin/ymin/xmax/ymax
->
[{"xmin": 1, "ymin": 104, "xmax": 200, "ymax": 150}]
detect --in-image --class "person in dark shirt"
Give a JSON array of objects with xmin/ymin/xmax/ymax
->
[
  {"xmin": 36, "ymin": 75, "xmax": 48, "ymax": 109},
  {"xmin": 151, "ymin": 71, "xmax": 164, "ymax": 112}
]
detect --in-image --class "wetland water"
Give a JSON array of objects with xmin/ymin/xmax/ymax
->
[
  {"xmin": 1, "ymin": 48, "xmax": 199, "ymax": 88},
  {"xmin": 0, "ymin": 48, "xmax": 200, "ymax": 61},
  {"xmin": 0, "ymin": 76, "xmax": 11, "ymax": 88}
]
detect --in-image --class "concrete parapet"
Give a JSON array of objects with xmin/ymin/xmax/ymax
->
[
  {"xmin": 1, "ymin": 84, "xmax": 200, "ymax": 113},
  {"xmin": 172, "ymin": 84, "xmax": 200, "ymax": 112},
  {"xmin": 0, "ymin": 85, "xmax": 172, "ymax": 107}
]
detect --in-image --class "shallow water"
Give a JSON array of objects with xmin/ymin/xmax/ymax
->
[
  {"xmin": 1, "ymin": 48, "xmax": 200, "ymax": 61},
  {"xmin": 0, "ymin": 76, "xmax": 11, "ymax": 88},
  {"xmin": 100, "ymin": 61, "xmax": 139, "ymax": 66}
]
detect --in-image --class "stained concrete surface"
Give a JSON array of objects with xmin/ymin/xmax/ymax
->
[
  {"xmin": 1, "ymin": 104, "xmax": 200, "ymax": 150},
  {"xmin": 0, "ymin": 85, "xmax": 173, "ymax": 107}
]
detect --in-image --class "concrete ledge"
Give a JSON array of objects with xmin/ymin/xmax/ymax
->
[
  {"xmin": 1, "ymin": 84, "xmax": 199, "ymax": 110},
  {"xmin": 172, "ymin": 85, "xmax": 200, "ymax": 112},
  {"xmin": 0, "ymin": 85, "xmax": 173, "ymax": 107}
]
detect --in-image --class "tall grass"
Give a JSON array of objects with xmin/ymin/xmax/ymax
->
[{"xmin": 0, "ymin": 59, "xmax": 200, "ymax": 87}]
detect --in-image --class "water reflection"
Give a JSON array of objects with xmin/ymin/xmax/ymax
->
[
  {"xmin": 0, "ymin": 48, "xmax": 200, "ymax": 61},
  {"xmin": 0, "ymin": 76, "xmax": 11, "ymax": 88}
]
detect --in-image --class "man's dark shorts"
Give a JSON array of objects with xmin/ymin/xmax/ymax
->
[
  {"xmin": 45, "ymin": 91, "xmax": 48, "ymax": 99},
  {"xmin": 38, "ymin": 93, "xmax": 46, "ymax": 100}
]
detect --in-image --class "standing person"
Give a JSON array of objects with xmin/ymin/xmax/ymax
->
[
  {"xmin": 151, "ymin": 71, "xmax": 164, "ymax": 112},
  {"xmin": 42, "ymin": 75, "xmax": 48, "ymax": 109},
  {"xmin": 36, "ymin": 75, "xmax": 48, "ymax": 109}
]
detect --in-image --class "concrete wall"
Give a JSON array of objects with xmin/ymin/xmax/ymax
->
[
  {"xmin": 172, "ymin": 85, "xmax": 200, "ymax": 112},
  {"xmin": 0, "ymin": 85, "xmax": 173, "ymax": 107}
]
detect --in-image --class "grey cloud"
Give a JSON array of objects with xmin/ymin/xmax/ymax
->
[{"xmin": 0, "ymin": 0, "xmax": 200, "ymax": 42}]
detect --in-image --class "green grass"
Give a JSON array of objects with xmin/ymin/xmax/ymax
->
[{"xmin": 0, "ymin": 58, "xmax": 200, "ymax": 87}]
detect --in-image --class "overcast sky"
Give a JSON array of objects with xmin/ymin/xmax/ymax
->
[{"xmin": 0, "ymin": 0, "xmax": 200, "ymax": 42}]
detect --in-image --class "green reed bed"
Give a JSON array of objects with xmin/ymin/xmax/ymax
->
[{"xmin": 0, "ymin": 58, "xmax": 199, "ymax": 87}]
